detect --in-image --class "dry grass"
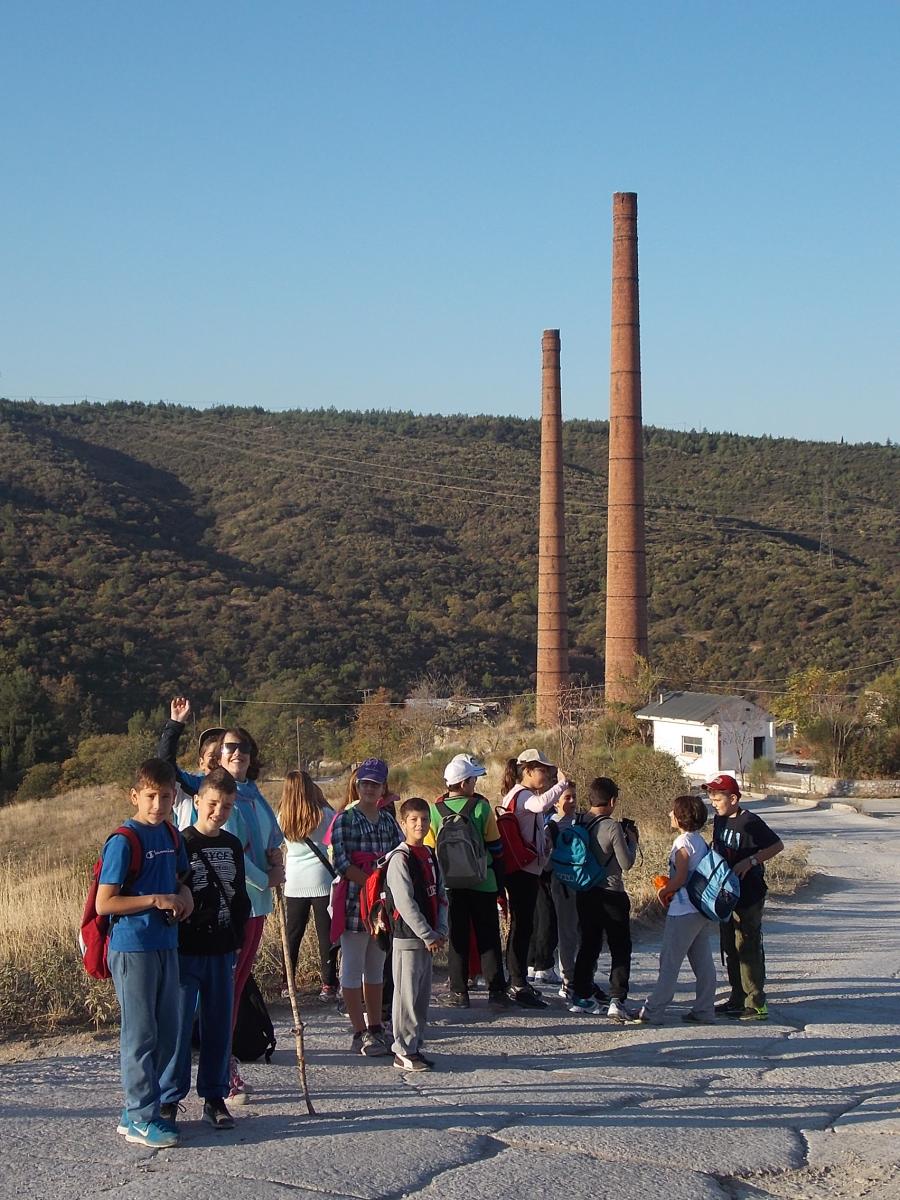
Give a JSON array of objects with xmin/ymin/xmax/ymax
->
[{"xmin": 0, "ymin": 781, "xmax": 813, "ymax": 1038}]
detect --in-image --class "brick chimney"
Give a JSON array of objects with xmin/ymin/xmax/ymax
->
[
  {"xmin": 604, "ymin": 193, "xmax": 648, "ymax": 702},
  {"xmin": 536, "ymin": 328, "xmax": 569, "ymax": 725}
]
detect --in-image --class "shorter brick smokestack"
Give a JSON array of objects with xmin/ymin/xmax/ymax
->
[{"xmin": 536, "ymin": 328, "xmax": 569, "ymax": 726}]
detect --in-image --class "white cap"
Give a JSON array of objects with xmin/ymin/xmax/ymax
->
[
  {"xmin": 516, "ymin": 747, "xmax": 555, "ymax": 768},
  {"xmin": 444, "ymin": 753, "xmax": 487, "ymax": 787}
]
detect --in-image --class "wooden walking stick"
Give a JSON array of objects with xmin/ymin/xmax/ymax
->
[{"xmin": 274, "ymin": 885, "xmax": 316, "ymax": 1115}]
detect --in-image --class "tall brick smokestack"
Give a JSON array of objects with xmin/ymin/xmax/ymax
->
[
  {"xmin": 604, "ymin": 193, "xmax": 648, "ymax": 703},
  {"xmin": 536, "ymin": 328, "xmax": 569, "ymax": 726}
]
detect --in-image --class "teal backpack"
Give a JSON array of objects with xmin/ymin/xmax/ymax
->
[{"xmin": 549, "ymin": 818, "xmax": 608, "ymax": 891}]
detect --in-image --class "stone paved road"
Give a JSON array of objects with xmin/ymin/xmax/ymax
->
[{"xmin": 2, "ymin": 799, "xmax": 899, "ymax": 1200}]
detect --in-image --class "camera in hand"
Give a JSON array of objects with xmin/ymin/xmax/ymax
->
[{"xmin": 621, "ymin": 817, "xmax": 638, "ymax": 835}]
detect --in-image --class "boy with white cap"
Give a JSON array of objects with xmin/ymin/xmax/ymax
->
[{"xmin": 429, "ymin": 754, "xmax": 512, "ymax": 1009}]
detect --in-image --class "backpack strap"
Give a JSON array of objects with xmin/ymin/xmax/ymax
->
[
  {"xmin": 304, "ymin": 836, "xmax": 338, "ymax": 879},
  {"xmin": 105, "ymin": 825, "xmax": 145, "ymax": 891},
  {"xmin": 436, "ymin": 800, "xmax": 454, "ymax": 822}
]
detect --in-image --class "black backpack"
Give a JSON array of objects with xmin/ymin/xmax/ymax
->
[{"xmin": 231, "ymin": 973, "xmax": 277, "ymax": 1063}]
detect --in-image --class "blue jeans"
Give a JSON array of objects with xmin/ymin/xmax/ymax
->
[
  {"xmin": 160, "ymin": 952, "xmax": 236, "ymax": 1103},
  {"xmin": 108, "ymin": 948, "xmax": 180, "ymax": 1125}
]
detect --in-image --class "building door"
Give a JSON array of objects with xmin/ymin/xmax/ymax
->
[{"xmin": 753, "ymin": 735, "xmax": 765, "ymax": 760}]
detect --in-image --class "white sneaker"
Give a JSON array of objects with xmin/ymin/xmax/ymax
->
[
  {"xmin": 534, "ymin": 968, "xmax": 562, "ymax": 985},
  {"xmin": 558, "ymin": 981, "xmax": 572, "ymax": 1001},
  {"xmin": 606, "ymin": 998, "xmax": 629, "ymax": 1021},
  {"xmin": 526, "ymin": 968, "xmax": 536, "ymax": 982}
]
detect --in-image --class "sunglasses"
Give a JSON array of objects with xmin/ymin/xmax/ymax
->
[{"xmin": 222, "ymin": 740, "xmax": 252, "ymax": 755}]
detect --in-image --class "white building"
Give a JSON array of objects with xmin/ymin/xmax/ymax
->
[{"xmin": 635, "ymin": 691, "xmax": 775, "ymax": 783}]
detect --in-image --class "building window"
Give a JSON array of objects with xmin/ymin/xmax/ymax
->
[{"xmin": 682, "ymin": 735, "xmax": 703, "ymax": 756}]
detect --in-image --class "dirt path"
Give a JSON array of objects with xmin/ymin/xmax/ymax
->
[{"xmin": 2, "ymin": 799, "xmax": 898, "ymax": 1200}]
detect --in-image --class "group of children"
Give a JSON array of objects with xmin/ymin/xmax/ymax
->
[{"xmin": 94, "ymin": 710, "xmax": 783, "ymax": 1146}]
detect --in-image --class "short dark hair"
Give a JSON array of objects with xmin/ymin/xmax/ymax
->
[
  {"xmin": 590, "ymin": 776, "xmax": 619, "ymax": 805},
  {"xmin": 672, "ymin": 794, "xmax": 708, "ymax": 832},
  {"xmin": 134, "ymin": 758, "xmax": 177, "ymax": 790},
  {"xmin": 400, "ymin": 796, "xmax": 430, "ymax": 819},
  {"xmin": 198, "ymin": 767, "xmax": 237, "ymax": 798}
]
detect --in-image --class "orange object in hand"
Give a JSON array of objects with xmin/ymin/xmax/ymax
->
[{"xmin": 653, "ymin": 874, "xmax": 673, "ymax": 907}]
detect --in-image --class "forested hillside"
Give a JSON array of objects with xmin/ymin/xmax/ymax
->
[{"xmin": 1, "ymin": 398, "xmax": 897, "ymax": 791}]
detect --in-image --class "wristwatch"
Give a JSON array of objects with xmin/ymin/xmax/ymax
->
[{"xmin": 749, "ymin": 855, "xmax": 759, "ymax": 867}]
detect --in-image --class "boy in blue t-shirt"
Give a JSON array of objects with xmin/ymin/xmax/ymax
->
[{"xmin": 97, "ymin": 758, "xmax": 192, "ymax": 1148}]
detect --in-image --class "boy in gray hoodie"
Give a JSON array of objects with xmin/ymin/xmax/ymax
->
[{"xmin": 385, "ymin": 797, "xmax": 449, "ymax": 1071}]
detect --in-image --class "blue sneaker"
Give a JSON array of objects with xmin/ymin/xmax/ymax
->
[
  {"xmin": 158, "ymin": 1102, "xmax": 183, "ymax": 1133},
  {"xmin": 124, "ymin": 1119, "xmax": 180, "ymax": 1148},
  {"xmin": 568, "ymin": 996, "xmax": 602, "ymax": 1015},
  {"xmin": 116, "ymin": 1109, "xmax": 130, "ymax": 1136}
]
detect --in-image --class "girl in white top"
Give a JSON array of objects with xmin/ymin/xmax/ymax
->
[
  {"xmin": 632, "ymin": 794, "xmax": 717, "ymax": 1025},
  {"xmin": 498, "ymin": 748, "xmax": 571, "ymax": 1006},
  {"xmin": 279, "ymin": 771, "xmax": 339, "ymax": 1001}
]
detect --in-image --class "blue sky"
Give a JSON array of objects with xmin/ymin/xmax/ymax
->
[{"xmin": 2, "ymin": 2, "xmax": 897, "ymax": 442}]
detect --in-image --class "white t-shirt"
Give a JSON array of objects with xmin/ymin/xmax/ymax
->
[{"xmin": 667, "ymin": 830, "xmax": 708, "ymax": 918}]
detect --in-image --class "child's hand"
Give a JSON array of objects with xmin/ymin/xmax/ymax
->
[
  {"xmin": 427, "ymin": 939, "xmax": 446, "ymax": 954},
  {"xmin": 176, "ymin": 887, "xmax": 194, "ymax": 921},
  {"xmin": 153, "ymin": 893, "xmax": 183, "ymax": 919},
  {"xmin": 171, "ymin": 696, "xmax": 191, "ymax": 723}
]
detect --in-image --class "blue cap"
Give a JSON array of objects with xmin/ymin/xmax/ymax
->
[{"xmin": 356, "ymin": 757, "xmax": 389, "ymax": 785}]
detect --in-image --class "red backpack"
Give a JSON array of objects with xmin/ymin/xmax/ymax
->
[
  {"xmin": 495, "ymin": 788, "xmax": 538, "ymax": 874},
  {"xmin": 360, "ymin": 855, "xmax": 394, "ymax": 942},
  {"xmin": 78, "ymin": 822, "xmax": 179, "ymax": 979}
]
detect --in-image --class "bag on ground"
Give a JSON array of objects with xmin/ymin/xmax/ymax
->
[
  {"xmin": 435, "ymin": 796, "xmax": 488, "ymax": 888},
  {"xmin": 686, "ymin": 846, "xmax": 741, "ymax": 922},
  {"xmin": 549, "ymin": 819, "xmax": 608, "ymax": 891},
  {"xmin": 232, "ymin": 973, "xmax": 277, "ymax": 1062}
]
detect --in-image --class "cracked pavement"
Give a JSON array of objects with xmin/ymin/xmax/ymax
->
[{"xmin": 2, "ymin": 799, "xmax": 898, "ymax": 1199}]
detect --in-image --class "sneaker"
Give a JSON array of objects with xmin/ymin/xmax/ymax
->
[
  {"xmin": 715, "ymin": 999, "xmax": 745, "ymax": 1016},
  {"xmin": 444, "ymin": 991, "xmax": 470, "ymax": 1008},
  {"xmin": 124, "ymin": 1119, "xmax": 180, "ymax": 1149},
  {"xmin": 738, "ymin": 1004, "xmax": 769, "ymax": 1022},
  {"xmin": 350, "ymin": 1030, "xmax": 365, "ymax": 1054},
  {"xmin": 626, "ymin": 1009, "xmax": 652, "ymax": 1026},
  {"xmin": 228, "ymin": 1055, "xmax": 252, "ymax": 1104},
  {"xmin": 414, "ymin": 1050, "xmax": 435, "ymax": 1068},
  {"xmin": 526, "ymin": 967, "xmax": 536, "ymax": 982},
  {"xmin": 319, "ymin": 985, "xmax": 338, "ymax": 1002},
  {"xmin": 202, "ymin": 1098, "xmax": 235, "ymax": 1129},
  {"xmin": 393, "ymin": 1051, "xmax": 429, "ymax": 1072},
  {"xmin": 606, "ymin": 998, "xmax": 629, "ymax": 1022},
  {"xmin": 158, "ymin": 1102, "xmax": 183, "ymax": 1133},
  {"xmin": 568, "ymin": 996, "xmax": 602, "ymax": 1015},
  {"xmin": 681, "ymin": 1011, "xmax": 716, "ymax": 1024},
  {"xmin": 361, "ymin": 1029, "xmax": 390, "ymax": 1056},
  {"xmin": 472, "ymin": 975, "xmax": 487, "ymax": 990},
  {"xmin": 510, "ymin": 985, "xmax": 548, "ymax": 1009},
  {"xmin": 116, "ymin": 1109, "xmax": 130, "ymax": 1136},
  {"xmin": 533, "ymin": 967, "xmax": 562, "ymax": 986},
  {"xmin": 488, "ymin": 990, "xmax": 515, "ymax": 1008}
]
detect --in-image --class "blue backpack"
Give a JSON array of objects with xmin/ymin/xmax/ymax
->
[
  {"xmin": 686, "ymin": 846, "xmax": 741, "ymax": 922},
  {"xmin": 549, "ymin": 818, "xmax": 608, "ymax": 891}
]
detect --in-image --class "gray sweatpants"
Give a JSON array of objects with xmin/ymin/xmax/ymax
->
[
  {"xmin": 642, "ymin": 911, "xmax": 717, "ymax": 1022},
  {"xmin": 550, "ymin": 875, "xmax": 580, "ymax": 984},
  {"xmin": 391, "ymin": 945, "xmax": 433, "ymax": 1056}
]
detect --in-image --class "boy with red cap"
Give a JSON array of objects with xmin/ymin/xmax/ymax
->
[{"xmin": 706, "ymin": 774, "xmax": 784, "ymax": 1021}]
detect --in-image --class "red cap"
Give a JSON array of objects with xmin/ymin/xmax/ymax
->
[{"xmin": 702, "ymin": 773, "xmax": 741, "ymax": 797}]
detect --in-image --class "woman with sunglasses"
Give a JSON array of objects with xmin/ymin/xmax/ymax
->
[{"xmin": 158, "ymin": 698, "xmax": 285, "ymax": 1103}]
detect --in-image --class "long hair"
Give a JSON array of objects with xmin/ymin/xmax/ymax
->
[
  {"xmin": 500, "ymin": 757, "xmax": 524, "ymax": 796},
  {"xmin": 279, "ymin": 770, "xmax": 328, "ymax": 841},
  {"xmin": 210, "ymin": 726, "xmax": 262, "ymax": 781}
]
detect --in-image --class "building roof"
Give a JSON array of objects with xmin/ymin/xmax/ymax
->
[{"xmin": 635, "ymin": 691, "xmax": 768, "ymax": 723}]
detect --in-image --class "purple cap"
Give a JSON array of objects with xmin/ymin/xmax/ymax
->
[{"xmin": 356, "ymin": 757, "xmax": 389, "ymax": 785}]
